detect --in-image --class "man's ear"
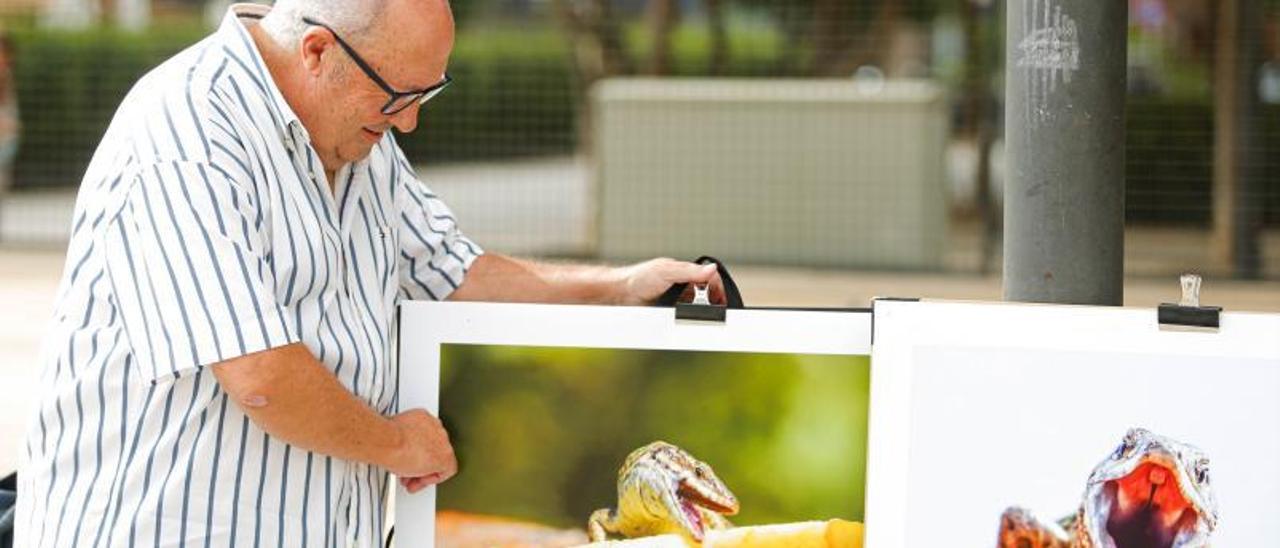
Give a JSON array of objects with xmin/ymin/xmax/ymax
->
[{"xmin": 299, "ymin": 27, "xmax": 330, "ymax": 75}]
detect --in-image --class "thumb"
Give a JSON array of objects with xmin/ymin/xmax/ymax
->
[{"xmin": 689, "ymin": 263, "xmax": 717, "ymax": 283}]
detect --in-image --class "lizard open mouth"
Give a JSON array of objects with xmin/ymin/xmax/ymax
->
[
  {"xmin": 1101, "ymin": 461, "xmax": 1200, "ymax": 548},
  {"xmin": 679, "ymin": 498, "xmax": 707, "ymax": 540},
  {"xmin": 677, "ymin": 481, "xmax": 737, "ymax": 540}
]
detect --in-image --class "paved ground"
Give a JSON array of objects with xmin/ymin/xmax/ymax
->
[
  {"xmin": 3, "ymin": 156, "xmax": 1280, "ymax": 474},
  {"xmin": 1, "ymin": 249, "xmax": 62, "ymax": 475}
]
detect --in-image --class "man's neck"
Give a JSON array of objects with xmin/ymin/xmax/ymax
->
[
  {"xmin": 246, "ymin": 22, "xmax": 295, "ymax": 115},
  {"xmin": 248, "ymin": 23, "xmax": 341, "ymax": 195}
]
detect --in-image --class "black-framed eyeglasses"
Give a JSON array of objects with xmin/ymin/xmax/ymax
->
[{"xmin": 302, "ymin": 16, "xmax": 452, "ymax": 116}]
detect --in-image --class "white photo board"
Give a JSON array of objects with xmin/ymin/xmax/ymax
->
[
  {"xmin": 864, "ymin": 300, "xmax": 1280, "ymax": 547},
  {"xmin": 395, "ymin": 301, "xmax": 873, "ymax": 546}
]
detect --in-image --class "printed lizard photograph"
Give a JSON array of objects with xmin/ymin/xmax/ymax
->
[{"xmin": 429, "ymin": 345, "xmax": 871, "ymax": 548}]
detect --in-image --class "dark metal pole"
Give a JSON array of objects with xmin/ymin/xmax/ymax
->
[{"xmin": 1004, "ymin": 0, "xmax": 1127, "ymax": 305}]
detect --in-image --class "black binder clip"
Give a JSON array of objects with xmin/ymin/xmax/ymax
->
[
  {"xmin": 676, "ymin": 283, "xmax": 726, "ymax": 323},
  {"xmin": 1158, "ymin": 274, "xmax": 1221, "ymax": 332}
]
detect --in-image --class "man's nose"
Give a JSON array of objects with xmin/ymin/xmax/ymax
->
[{"xmin": 390, "ymin": 102, "xmax": 420, "ymax": 133}]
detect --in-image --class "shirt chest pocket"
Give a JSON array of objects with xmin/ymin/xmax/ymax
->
[
  {"xmin": 375, "ymin": 221, "xmax": 399, "ymax": 297},
  {"xmin": 350, "ymin": 219, "xmax": 399, "ymax": 314}
]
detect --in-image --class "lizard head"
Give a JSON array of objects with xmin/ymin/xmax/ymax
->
[
  {"xmin": 1081, "ymin": 428, "xmax": 1218, "ymax": 548},
  {"xmin": 617, "ymin": 441, "xmax": 739, "ymax": 541}
]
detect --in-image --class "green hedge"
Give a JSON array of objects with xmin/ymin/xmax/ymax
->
[
  {"xmin": 9, "ymin": 23, "xmax": 787, "ymax": 188},
  {"xmin": 402, "ymin": 29, "xmax": 579, "ymax": 164},
  {"xmin": 11, "ymin": 24, "xmax": 210, "ymax": 187},
  {"xmin": 9, "ymin": 21, "xmax": 811, "ymax": 188},
  {"xmin": 9, "ymin": 24, "xmax": 586, "ymax": 187},
  {"xmin": 1126, "ymin": 100, "xmax": 1215, "ymax": 225},
  {"xmin": 1126, "ymin": 100, "xmax": 1280, "ymax": 225}
]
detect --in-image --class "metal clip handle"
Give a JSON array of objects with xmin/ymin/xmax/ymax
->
[
  {"xmin": 1179, "ymin": 273, "xmax": 1202, "ymax": 308},
  {"xmin": 1158, "ymin": 272, "xmax": 1220, "ymax": 331},
  {"xmin": 691, "ymin": 283, "xmax": 711, "ymax": 306},
  {"xmin": 675, "ymin": 283, "xmax": 725, "ymax": 322}
]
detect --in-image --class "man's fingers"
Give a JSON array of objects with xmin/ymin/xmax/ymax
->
[
  {"xmin": 664, "ymin": 261, "xmax": 712, "ymax": 282},
  {"xmin": 406, "ymin": 478, "xmax": 426, "ymax": 494},
  {"xmin": 625, "ymin": 259, "xmax": 728, "ymax": 306},
  {"xmin": 690, "ymin": 263, "xmax": 717, "ymax": 283},
  {"xmin": 400, "ymin": 472, "xmax": 445, "ymax": 494},
  {"xmin": 707, "ymin": 272, "xmax": 727, "ymax": 305},
  {"xmin": 668, "ymin": 264, "xmax": 726, "ymax": 304},
  {"xmin": 685, "ymin": 265, "xmax": 726, "ymax": 304}
]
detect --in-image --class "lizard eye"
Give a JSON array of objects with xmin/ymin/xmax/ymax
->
[
  {"xmin": 1113, "ymin": 441, "xmax": 1131, "ymax": 459},
  {"xmin": 1196, "ymin": 461, "xmax": 1210, "ymax": 484},
  {"xmin": 1114, "ymin": 431, "xmax": 1143, "ymax": 459}
]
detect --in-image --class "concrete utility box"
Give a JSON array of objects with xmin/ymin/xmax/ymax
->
[{"xmin": 593, "ymin": 78, "xmax": 948, "ymax": 269}]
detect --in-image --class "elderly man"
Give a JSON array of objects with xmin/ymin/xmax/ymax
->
[{"xmin": 16, "ymin": 1, "xmax": 722, "ymax": 546}]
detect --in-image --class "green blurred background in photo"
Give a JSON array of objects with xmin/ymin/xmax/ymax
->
[{"xmin": 437, "ymin": 345, "xmax": 871, "ymax": 529}]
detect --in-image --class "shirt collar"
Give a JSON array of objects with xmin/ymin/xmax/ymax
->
[{"xmin": 218, "ymin": 3, "xmax": 311, "ymax": 148}]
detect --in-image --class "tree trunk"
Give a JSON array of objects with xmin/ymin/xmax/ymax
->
[
  {"xmin": 593, "ymin": 0, "xmax": 635, "ymax": 77},
  {"xmin": 813, "ymin": 0, "xmax": 901, "ymax": 77},
  {"xmin": 706, "ymin": 0, "xmax": 729, "ymax": 75},
  {"xmin": 963, "ymin": 0, "xmax": 998, "ymax": 275},
  {"xmin": 810, "ymin": 0, "xmax": 853, "ymax": 76},
  {"xmin": 776, "ymin": 21, "xmax": 804, "ymax": 76},
  {"xmin": 646, "ymin": 0, "xmax": 679, "ymax": 76},
  {"xmin": 1211, "ymin": 0, "xmax": 1264, "ymax": 278},
  {"xmin": 549, "ymin": 0, "xmax": 636, "ymax": 172},
  {"xmin": 551, "ymin": 0, "xmax": 635, "ymax": 84}
]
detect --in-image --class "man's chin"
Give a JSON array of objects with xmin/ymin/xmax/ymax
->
[{"xmin": 338, "ymin": 142, "xmax": 379, "ymax": 166}]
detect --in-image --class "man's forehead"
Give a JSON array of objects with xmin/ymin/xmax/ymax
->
[
  {"xmin": 370, "ymin": 0, "xmax": 453, "ymax": 45},
  {"xmin": 362, "ymin": 0, "xmax": 454, "ymax": 87}
]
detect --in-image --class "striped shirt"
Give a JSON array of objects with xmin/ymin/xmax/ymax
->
[{"xmin": 16, "ymin": 4, "xmax": 482, "ymax": 547}]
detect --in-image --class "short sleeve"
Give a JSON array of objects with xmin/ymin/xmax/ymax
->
[
  {"xmin": 394, "ymin": 155, "xmax": 483, "ymax": 301},
  {"xmin": 102, "ymin": 160, "xmax": 299, "ymax": 383}
]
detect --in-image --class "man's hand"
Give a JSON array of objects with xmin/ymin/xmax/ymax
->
[
  {"xmin": 449, "ymin": 254, "xmax": 728, "ymax": 306},
  {"xmin": 617, "ymin": 258, "xmax": 726, "ymax": 306},
  {"xmin": 385, "ymin": 409, "xmax": 458, "ymax": 494},
  {"xmin": 212, "ymin": 345, "xmax": 459, "ymax": 495}
]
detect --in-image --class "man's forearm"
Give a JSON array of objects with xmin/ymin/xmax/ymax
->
[
  {"xmin": 211, "ymin": 343, "xmax": 404, "ymax": 470},
  {"xmin": 448, "ymin": 254, "xmax": 628, "ymax": 304}
]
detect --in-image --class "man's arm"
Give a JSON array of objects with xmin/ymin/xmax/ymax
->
[
  {"xmin": 210, "ymin": 343, "xmax": 455, "ymax": 493},
  {"xmin": 447, "ymin": 253, "xmax": 724, "ymax": 305}
]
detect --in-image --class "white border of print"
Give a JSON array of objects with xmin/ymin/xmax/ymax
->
[
  {"xmin": 864, "ymin": 300, "xmax": 1280, "ymax": 547},
  {"xmin": 394, "ymin": 301, "xmax": 873, "ymax": 546}
]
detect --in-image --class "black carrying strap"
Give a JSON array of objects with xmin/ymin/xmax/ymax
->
[
  {"xmin": 654, "ymin": 256, "xmax": 744, "ymax": 308},
  {"xmin": 1, "ymin": 472, "xmax": 15, "ymax": 548}
]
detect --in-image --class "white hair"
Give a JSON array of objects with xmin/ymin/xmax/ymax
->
[{"xmin": 260, "ymin": 0, "xmax": 389, "ymax": 48}]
